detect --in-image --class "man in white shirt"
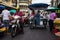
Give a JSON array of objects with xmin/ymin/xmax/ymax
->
[{"xmin": 1, "ymin": 8, "xmax": 11, "ymax": 29}]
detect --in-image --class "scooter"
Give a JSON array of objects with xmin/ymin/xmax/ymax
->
[{"xmin": 10, "ymin": 15, "xmax": 21, "ymax": 37}]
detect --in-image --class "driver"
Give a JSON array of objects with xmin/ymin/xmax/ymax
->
[{"xmin": 14, "ymin": 9, "xmax": 24, "ymax": 34}]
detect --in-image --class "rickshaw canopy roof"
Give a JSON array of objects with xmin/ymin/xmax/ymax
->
[{"xmin": 28, "ymin": 3, "xmax": 49, "ymax": 10}]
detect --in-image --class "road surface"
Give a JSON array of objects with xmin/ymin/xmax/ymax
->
[{"xmin": 0, "ymin": 27, "xmax": 57, "ymax": 40}]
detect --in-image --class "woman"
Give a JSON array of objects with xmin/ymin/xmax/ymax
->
[
  {"xmin": 43, "ymin": 13, "xmax": 48, "ymax": 29},
  {"xmin": 49, "ymin": 11, "xmax": 56, "ymax": 32}
]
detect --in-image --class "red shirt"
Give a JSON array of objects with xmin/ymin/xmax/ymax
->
[{"xmin": 14, "ymin": 11, "xmax": 24, "ymax": 23}]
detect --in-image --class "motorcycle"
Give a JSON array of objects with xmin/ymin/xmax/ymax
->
[{"xmin": 10, "ymin": 15, "xmax": 21, "ymax": 37}]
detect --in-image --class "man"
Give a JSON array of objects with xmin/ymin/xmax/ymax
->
[
  {"xmin": 49, "ymin": 11, "xmax": 56, "ymax": 32},
  {"xmin": 1, "ymin": 8, "xmax": 11, "ymax": 31},
  {"xmin": 14, "ymin": 9, "xmax": 24, "ymax": 33},
  {"xmin": 35, "ymin": 10, "xmax": 40, "ymax": 26}
]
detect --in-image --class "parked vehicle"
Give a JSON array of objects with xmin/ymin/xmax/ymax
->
[{"xmin": 10, "ymin": 15, "xmax": 21, "ymax": 37}]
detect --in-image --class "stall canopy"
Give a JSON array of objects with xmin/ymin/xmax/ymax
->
[
  {"xmin": 28, "ymin": 3, "xmax": 49, "ymax": 10},
  {"xmin": 46, "ymin": 6, "xmax": 60, "ymax": 11},
  {"xmin": 0, "ymin": 5, "xmax": 5, "ymax": 10}
]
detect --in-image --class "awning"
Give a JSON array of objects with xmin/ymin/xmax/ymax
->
[{"xmin": 46, "ymin": 6, "xmax": 60, "ymax": 11}]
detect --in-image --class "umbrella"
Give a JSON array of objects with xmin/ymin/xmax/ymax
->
[
  {"xmin": 9, "ymin": 10, "xmax": 16, "ymax": 13},
  {"xmin": 28, "ymin": 3, "xmax": 49, "ymax": 10},
  {"xmin": 46, "ymin": 6, "xmax": 60, "ymax": 11}
]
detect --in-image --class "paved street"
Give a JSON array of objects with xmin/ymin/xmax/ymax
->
[{"xmin": 0, "ymin": 27, "xmax": 57, "ymax": 40}]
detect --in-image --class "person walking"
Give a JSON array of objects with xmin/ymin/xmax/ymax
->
[
  {"xmin": 30, "ymin": 10, "xmax": 35, "ymax": 24},
  {"xmin": 14, "ymin": 9, "xmax": 24, "ymax": 34},
  {"xmin": 43, "ymin": 13, "xmax": 48, "ymax": 29},
  {"xmin": 49, "ymin": 11, "xmax": 56, "ymax": 32},
  {"xmin": 1, "ymin": 8, "xmax": 11, "ymax": 32}
]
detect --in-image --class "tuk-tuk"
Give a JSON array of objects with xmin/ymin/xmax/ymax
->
[{"xmin": 28, "ymin": 3, "xmax": 49, "ymax": 29}]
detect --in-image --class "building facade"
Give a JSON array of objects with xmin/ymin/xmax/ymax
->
[
  {"xmin": 51, "ymin": 0, "xmax": 60, "ymax": 8},
  {"xmin": 51, "ymin": 0, "xmax": 58, "ymax": 7}
]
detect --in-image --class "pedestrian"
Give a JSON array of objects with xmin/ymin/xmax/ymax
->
[
  {"xmin": 29, "ymin": 10, "xmax": 35, "ymax": 23},
  {"xmin": 49, "ymin": 11, "xmax": 56, "ymax": 32},
  {"xmin": 35, "ymin": 10, "xmax": 40, "ymax": 26},
  {"xmin": 14, "ymin": 9, "xmax": 24, "ymax": 34},
  {"xmin": 30, "ymin": 10, "xmax": 35, "ymax": 17},
  {"xmin": 43, "ymin": 13, "xmax": 48, "ymax": 29},
  {"xmin": 40, "ymin": 12, "xmax": 43, "ymax": 18},
  {"xmin": 1, "ymin": 8, "xmax": 11, "ymax": 32}
]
